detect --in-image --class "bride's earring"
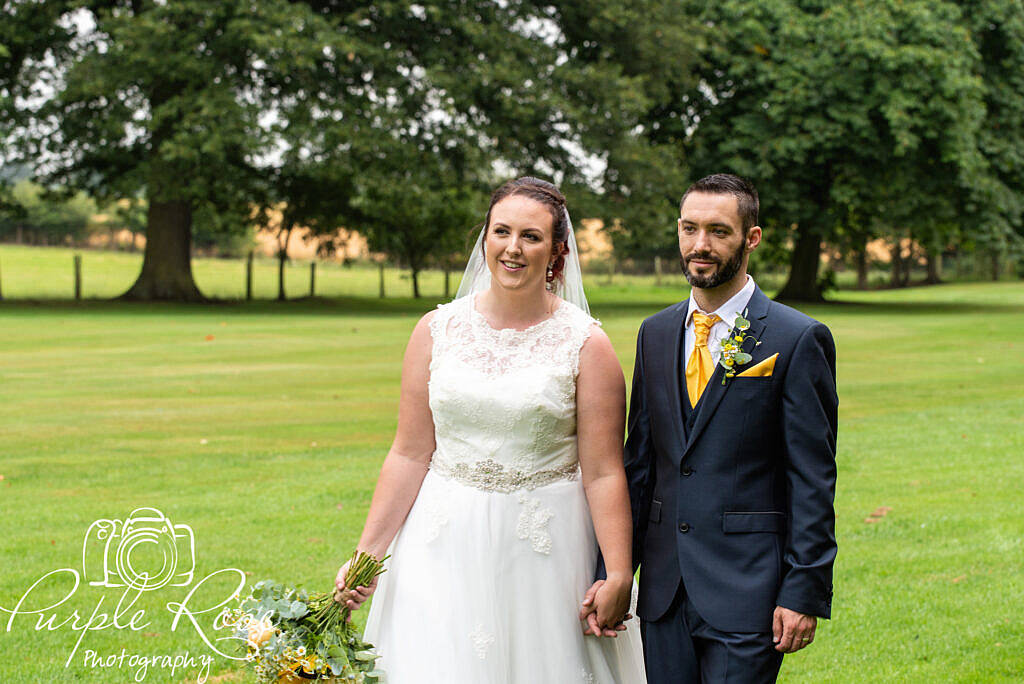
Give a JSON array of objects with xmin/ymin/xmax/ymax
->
[{"xmin": 546, "ymin": 264, "xmax": 555, "ymax": 291}]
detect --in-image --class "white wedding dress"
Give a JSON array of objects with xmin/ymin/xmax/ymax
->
[{"xmin": 364, "ymin": 294, "xmax": 646, "ymax": 684}]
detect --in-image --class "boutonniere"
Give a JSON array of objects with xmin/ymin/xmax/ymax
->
[{"xmin": 719, "ymin": 308, "xmax": 761, "ymax": 384}]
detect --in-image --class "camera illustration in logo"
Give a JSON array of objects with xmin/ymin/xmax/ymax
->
[{"xmin": 82, "ymin": 507, "xmax": 195, "ymax": 591}]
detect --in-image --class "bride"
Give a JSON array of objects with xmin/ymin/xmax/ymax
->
[{"xmin": 334, "ymin": 177, "xmax": 645, "ymax": 683}]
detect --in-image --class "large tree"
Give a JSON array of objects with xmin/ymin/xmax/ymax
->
[
  {"xmin": 673, "ymin": 0, "xmax": 986, "ymax": 300},
  {"xmin": 4, "ymin": 0, "xmax": 369, "ymax": 300},
  {"xmin": 959, "ymin": 0, "xmax": 1024, "ymax": 278}
]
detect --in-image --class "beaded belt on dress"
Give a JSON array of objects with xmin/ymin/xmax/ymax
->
[{"xmin": 429, "ymin": 456, "xmax": 579, "ymax": 493}]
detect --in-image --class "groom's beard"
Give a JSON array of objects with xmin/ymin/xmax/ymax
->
[{"xmin": 680, "ymin": 240, "xmax": 746, "ymax": 289}]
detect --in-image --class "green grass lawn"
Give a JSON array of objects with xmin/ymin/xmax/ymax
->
[{"xmin": 0, "ymin": 246, "xmax": 1022, "ymax": 682}]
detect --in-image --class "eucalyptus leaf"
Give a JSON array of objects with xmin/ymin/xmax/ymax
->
[
  {"xmin": 734, "ymin": 352, "xmax": 752, "ymax": 365},
  {"xmin": 275, "ymin": 598, "xmax": 294, "ymax": 618}
]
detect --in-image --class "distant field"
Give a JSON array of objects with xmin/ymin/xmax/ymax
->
[
  {"xmin": 0, "ymin": 243, "xmax": 927, "ymax": 301},
  {"xmin": 0, "ymin": 249, "xmax": 1022, "ymax": 682}
]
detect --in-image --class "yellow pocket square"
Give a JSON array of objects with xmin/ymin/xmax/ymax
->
[{"xmin": 736, "ymin": 353, "xmax": 779, "ymax": 378}]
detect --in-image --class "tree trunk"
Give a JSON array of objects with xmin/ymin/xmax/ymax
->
[
  {"xmin": 925, "ymin": 249, "xmax": 942, "ymax": 285},
  {"xmin": 901, "ymin": 235, "xmax": 912, "ymax": 286},
  {"xmin": 776, "ymin": 227, "xmax": 823, "ymax": 302},
  {"xmin": 991, "ymin": 251, "xmax": 1001, "ymax": 281},
  {"xmin": 277, "ymin": 250, "xmax": 287, "ymax": 301},
  {"xmin": 855, "ymin": 249, "xmax": 868, "ymax": 290},
  {"xmin": 277, "ymin": 225, "xmax": 293, "ymax": 301},
  {"xmin": 411, "ymin": 266, "xmax": 421, "ymax": 298},
  {"xmin": 120, "ymin": 200, "xmax": 205, "ymax": 301},
  {"xmin": 890, "ymin": 241, "xmax": 903, "ymax": 288}
]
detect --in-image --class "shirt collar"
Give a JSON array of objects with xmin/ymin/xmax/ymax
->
[{"xmin": 685, "ymin": 275, "xmax": 756, "ymax": 330}]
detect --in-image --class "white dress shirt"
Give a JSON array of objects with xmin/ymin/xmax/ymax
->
[{"xmin": 684, "ymin": 275, "xmax": 757, "ymax": 366}]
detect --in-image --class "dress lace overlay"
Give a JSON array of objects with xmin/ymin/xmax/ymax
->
[
  {"xmin": 427, "ymin": 295, "xmax": 597, "ymax": 493},
  {"xmin": 516, "ymin": 494, "xmax": 554, "ymax": 555},
  {"xmin": 469, "ymin": 624, "xmax": 495, "ymax": 660}
]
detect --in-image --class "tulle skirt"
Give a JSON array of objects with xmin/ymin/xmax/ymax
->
[{"xmin": 364, "ymin": 469, "xmax": 646, "ymax": 684}]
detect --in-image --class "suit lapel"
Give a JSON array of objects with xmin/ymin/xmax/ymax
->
[
  {"xmin": 682, "ymin": 286, "xmax": 771, "ymax": 459},
  {"xmin": 663, "ymin": 299, "xmax": 690, "ymax": 463}
]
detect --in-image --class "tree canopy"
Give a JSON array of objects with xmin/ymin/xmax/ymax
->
[
  {"xmin": 2, "ymin": 0, "xmax": 680, "ymax": 299},
  {"xmin": 670, "ymin": 0, "xmax": 1000, "ymax": 300},
  {"xmin": 2, "ymin": 0, "xmax": 1022, "ymax": 300}
]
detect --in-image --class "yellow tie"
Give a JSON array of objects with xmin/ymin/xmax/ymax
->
[{"xmin": 686, "ymin": 312, "xmax": 721, "ymax": 408}]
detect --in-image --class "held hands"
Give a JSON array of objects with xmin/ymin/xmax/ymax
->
[
  {"xmin": 772, "ymin": 606, "xmax": 817, "ymax": 653},
  {"xmin": 333, "ymin": 559, "xmax": 378, "ymax": 615},
  {"xmin": 579, "ymin": 574, "xmax": 633, "ymax": 638}
]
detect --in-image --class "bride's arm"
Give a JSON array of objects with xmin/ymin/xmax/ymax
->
[
  {"xmin": 334, "ymin": 311, "xmax": 437, "ymax": 609},
  {"xmin": 576, "ymin": 326, "xmax": 632, "ymax": 630}
]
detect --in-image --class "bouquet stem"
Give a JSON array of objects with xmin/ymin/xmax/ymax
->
[{"xmin": 310, "ymin": 550, "xmax": 387, "ymax": 629}]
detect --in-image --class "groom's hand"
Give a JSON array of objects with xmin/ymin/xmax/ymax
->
[
  {"xmin": 579, "ymin": 579, "xmax": 630, "ymax": 638},
  {"xmin": 772, "ymin": 606, "xmax": 817, "ymax": 653}
]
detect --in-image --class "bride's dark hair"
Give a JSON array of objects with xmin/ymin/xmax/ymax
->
[{"xmin": 480, "ymin": 176, "xmax": 571, "ymax": 283}]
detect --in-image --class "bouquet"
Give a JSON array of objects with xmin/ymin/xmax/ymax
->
[{"xmin": 227, "ymin": 550, "xmax": 388, "ymax": 683}]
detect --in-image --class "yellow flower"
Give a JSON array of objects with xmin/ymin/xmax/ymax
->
[
  {"xmin": 247, "ymin": 617, "xmax": 275, "ymax": 647},
  {"xmin": 299, "ymin": 655, "xmax": 321, "ymax": 674}
]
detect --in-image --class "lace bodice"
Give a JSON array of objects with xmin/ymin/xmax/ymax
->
[{"xmin": 427, "ymin": 294, "xmax": 598, "ymax": 493}]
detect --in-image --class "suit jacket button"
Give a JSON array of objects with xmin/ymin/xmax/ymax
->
[
  {"xmin": 678, "ymin": 523, "xmax": 690, "ymax": 533},
  {"xmin": 681, "ymin": 466, "xmax": 694, "ymax": 476}
]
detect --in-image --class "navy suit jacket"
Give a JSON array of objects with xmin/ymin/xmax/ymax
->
[{"xmin": 625, "ymin": 285, "xmax": 838, "ymax": 633}]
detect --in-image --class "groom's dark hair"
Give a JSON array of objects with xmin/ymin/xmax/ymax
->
[{"xmin": 680, "ymin": 174, "xmax": 759, "ymax": 234}]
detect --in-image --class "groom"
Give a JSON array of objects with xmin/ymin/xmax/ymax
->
[{"xmin": 625, "ymin": 174, "xmax": 837, "ymax": 682}]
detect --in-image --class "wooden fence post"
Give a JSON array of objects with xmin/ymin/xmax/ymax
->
[
  {"xmin": 309, "ymin": 261, "xmax": 317, "ymax": 297},
  {"xmin": 246, "ymin": 251, "xmax": 254, "ymax": 301},
  {"xmin": 74, "ymin": 254, "xmax": 82, "ymax": 300}
]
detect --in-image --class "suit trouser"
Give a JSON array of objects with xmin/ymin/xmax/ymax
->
[{"xmin": 640, "ymin": 582, "xmax": 783, "ymax": 684}]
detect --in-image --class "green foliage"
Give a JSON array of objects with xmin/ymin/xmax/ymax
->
[
  {"xmin": 352, "ymin": 151, "xmax": 486, "ymax": 297},
  {"xmin": 0, "ymin": 180, "xmax": 96, "ymax": 243},
  {"xmin": 673, "ymin": 0, "xmax": 1010, "ymax": 298},
  {"xmin": 553, "ymin": 0, "xmax": 703, "ymax": 258},
  {"xmin": 958, "ymin": 0, "xmax": 1024, "ymax": 261},
  {"xmin": 192, "ymin": 201, "xmax": 255, "ymax": 257},
  {"xmin": 233, "ymin": 577, "xmax": 383, "ymax": 682}
]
